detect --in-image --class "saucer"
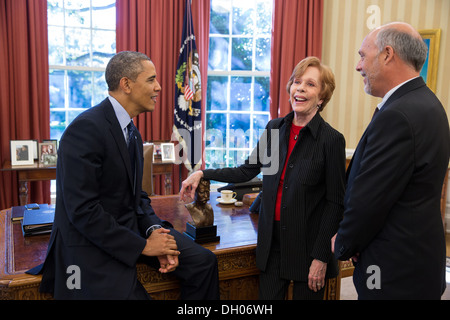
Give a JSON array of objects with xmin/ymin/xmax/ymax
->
[{"xmin": 217, "ymin": 198, "xmax": 237, "ymax": 204}]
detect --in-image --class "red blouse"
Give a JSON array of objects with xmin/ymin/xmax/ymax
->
[{"xmin": 274, "ymin": 124, "xmax": 303, "ymax": 221}]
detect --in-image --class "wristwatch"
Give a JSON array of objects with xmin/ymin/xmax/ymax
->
[{"xmin": 146, "ymin": 224, "xmax": 162, "ymax": 237}]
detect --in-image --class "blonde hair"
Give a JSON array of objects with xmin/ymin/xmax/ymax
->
[{"xmin": 286, "ymin": 57, "xmax": 336, "ymax": 112}]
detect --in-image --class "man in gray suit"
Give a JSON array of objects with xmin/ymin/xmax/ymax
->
[{"xmin": 333, "ymin": 22, "xmax": 450, "ymax": 299}]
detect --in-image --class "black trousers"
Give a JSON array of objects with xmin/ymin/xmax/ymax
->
[
  {"xmin": 258, "ymin": 222, "xmax": 324, "ymax": 300},
  {"xmin": 140, "ymin": 228, "xmax": 220, "ymax": 300}
]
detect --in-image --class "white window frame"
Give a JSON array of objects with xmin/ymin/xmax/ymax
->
[{"xmin": 206, "ymin": 0, "xmax": 272, "ymax": 168}]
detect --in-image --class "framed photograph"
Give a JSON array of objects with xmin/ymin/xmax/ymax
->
[
  {"xmin": 42, "ymin": 153, "xmax": 58, "ymax": 166},
  {"xmin": 153, "ymin": 143, "xmax": 162, "ymax": 160},
  {"xmin": 419, "ymin": 29, "xmax": 441, "ymax": 93},
  {"xmin": 39, "ymin": 141, "xmax": 57, "ymax": 165},
  {"xmin": 43, "ymin": 139, "xmax": 58, "ymax": 150},
  {"xmin": 161, "ymin": 143, "xmax": 175, "ymax": 162},
  {"xmin": 10, "ymin": 140, "xmax": 34, "ymax": 166}
]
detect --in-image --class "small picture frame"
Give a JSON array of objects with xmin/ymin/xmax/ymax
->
[
  {"xmin": 161, "ymin": 143, "xmax": 175, "ymax": 162},
  {"xmin": 42, "ymin": 153, "xmax": 58, "ymax": 166},
  {"xmin": 10, "ymin": 140, "xmax": 35, "ymax": 166},
  {"xmin": 39, "ymin": 141, "xmax": 58, "ymax": 165},
  {"xmin": 43, "ymin": 139, "xmax": 58, "ymax": 150},
  {"xmin": 153, "ymin": 143, "xmax": 162, "ymax": 160}
]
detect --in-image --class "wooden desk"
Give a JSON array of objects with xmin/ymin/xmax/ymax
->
[
  {"xmin": 0, "ymin": 193, "xmax": 339, "ymax": 300},
  {"xmin": 152, "ymin": 159, "xmax": 174, "ymax": 195},
  {"xmin": 1, "ymin": 160, "xmax": 56, "ymax": 206},
  {"xmin": 1, "ymin": 160, "xmax": 175, "ymax": 205}
]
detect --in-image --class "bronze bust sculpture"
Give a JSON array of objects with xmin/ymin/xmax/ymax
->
[{"xmin": 185, "ymin": 178, "xmax": 214, "ymax": 227}]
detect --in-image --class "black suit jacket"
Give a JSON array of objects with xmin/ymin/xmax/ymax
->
[
  {"xmin": 35, "ymin": 98, "xmax": 169, "ymax": 299},
  {"xmin": 203, "ymin": 112, "xmax": 346, "ymax": 281},
  {"xmin": 335, "ymin": 77, "xmax": 450, "ymax": 299}
]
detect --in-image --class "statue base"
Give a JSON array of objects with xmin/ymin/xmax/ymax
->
[{"xmin": 183, "ymin": 222, "xmax": 220, "ymax": 244}]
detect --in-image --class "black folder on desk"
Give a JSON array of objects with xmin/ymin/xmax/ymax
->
[{"xmin": 21, "ymin": 204, "xmax": 55, "ymax": 236}]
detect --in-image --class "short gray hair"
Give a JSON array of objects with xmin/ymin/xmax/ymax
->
[
  {"xmin": 375, "ymin": 28, "xmax": 428, "ymax": 72},
  {"xmin": 105, "ymin": 51, "xmax": 152, "ymax": 91}
]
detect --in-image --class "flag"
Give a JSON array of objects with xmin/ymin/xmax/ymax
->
[{"xmin": 173, "ymin": 0, "xmax": 202, "ymax": 173}]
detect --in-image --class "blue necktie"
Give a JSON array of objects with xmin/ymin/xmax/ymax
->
[{"xmin": 127, "ymin": 121, "xmax": 137, "ymax": 182}]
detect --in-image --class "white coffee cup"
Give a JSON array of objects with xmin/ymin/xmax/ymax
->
[{"xmin": 221, "ymin": 190, "xmax": 237, "ymax": 202}]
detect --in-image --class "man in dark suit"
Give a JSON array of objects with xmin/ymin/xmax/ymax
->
[
  {"xmin": 332, "ymin": 22, "xmax": 450, "ymax": 299},
  {"xmin": 31, "ymin": 51, "xmax": 219, "ymax": 299}
]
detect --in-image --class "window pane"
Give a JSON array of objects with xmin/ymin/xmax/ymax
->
[
  {"xmin": 210, "ymin": 0, "xmax": 230, "ymax": 34},
  {"xmin": 229, "ymin": 113, "xmax": 250, "ymax": 148},
  {"xmin": 66, "ymin": 27, "xmax": 91, "ymax": 66},
  {"xmin": 65, "ymin": 2, "xmax": 90, "ymax": 28},
  {"xmin": 206, "ymin": 113, "xmax": 227, "ymax": 135},
  {"xmin": 255, "ymin": 37, "xmax": 271, "ymax": 71},
  {"xmin": 49, "ymin": 69, "xmax": 65, "ymax": 108},
  {"xmin": 93, "ymin": 71, "xmax": 108, "ymax": 105},
  {"xmin": 252, "ymin": 114, "xmax": 269, "ymax": 148},
  {"xmin": 229, "ymin": 128, "xmax": 248, "ymax": 148},
  {"xmin": 50, "ymin": 111, "xmax": 66, "ymax": 141},
  {"xmin": 47, "ymin": 0, "xmax": 64, "ymax": 26},
  {"xmin": 92, "ymin": 0, "xmax": 116, "ymax": 30},
  {"xmin": 206, "ymin": 113, "xmax": 227, "ymax": 166},
  {"xmin": 205, "ymin": 149, "xmax": 226, "ymax": 169},
  {"xmin": 48, "ymin": 26, "xmax": 65, "ymax": 65},
  {"xmin": 230, "ymin": 76, "xmax": 251, "ymax": 111},
  {"xmin": 227, "ymin": 149, "xmax": 250, "ymax": 167},
  {"xmin": 254, "ymin": 77, "xmax": 270, "ymax": 112},
  {"xmin": 207, "ymin": 76, "xmax": 228, "ymax": 111},
  {"xmin": 256, "ymin": 0, "xmax": 272, "ymax": 34},
  {"xmin": 92, "ymin": 30, "xmax": 116, "ymax": 67},
  {"xmin": 232, "ymin": 3, "xmax": 254, "ymax": 35},
  {"xmin": 206, "ymin": 127, "xmax": 225, "ymax": 149},
  {"xmin": 231, "ymin": 38, "xmax": 252, "ymax": 70},
  {"xmin": 68, "ymin": 70, "xmax": 92, "ymax": 108},
  {"xmin": 208, "ymin": 37, "xmax": 229, "ymax": 71}
]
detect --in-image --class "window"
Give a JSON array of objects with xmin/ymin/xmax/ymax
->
[
  {"xmin": 47, "ymin": 0, "xmax": 272, "ymax": 168},
  {"xmin": 47, "ymin": 0, "xmax": 116, "ymax": 140},
  {"xmin": 206, "ymin": 0, "xmax": 273, "ymax": 169}
]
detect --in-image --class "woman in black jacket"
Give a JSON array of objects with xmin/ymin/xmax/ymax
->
[{"xmin": 180, "ymin": 57, "xmax": 346, "ymax": 300}]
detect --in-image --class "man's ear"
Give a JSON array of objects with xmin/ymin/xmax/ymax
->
[
  {"xmin": 119, "ymin": 77, "xmax": 132, "ymax": 94},
  {"xmin": 383, "ymin": 45, "xmax": 395, "ymax": 64}
]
